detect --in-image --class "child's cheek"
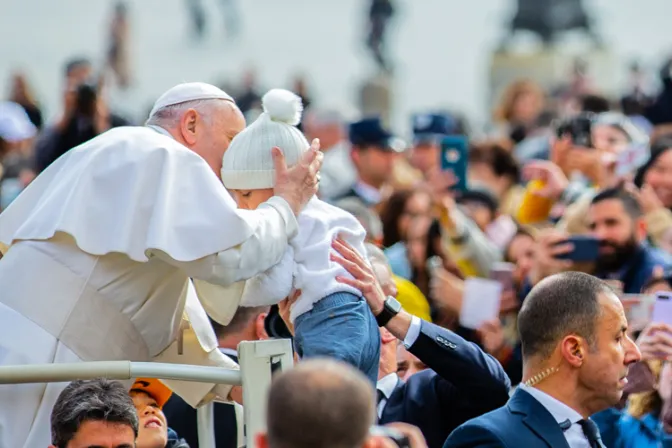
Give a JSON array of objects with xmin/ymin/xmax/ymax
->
[{"xmin": 252, "ymin": 189, "xmax": 275, "ymax": 209}]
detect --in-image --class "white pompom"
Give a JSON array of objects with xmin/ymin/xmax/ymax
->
[{"xmin": 262, "ymin": 89, "xmax": 303, "ymax": 126}]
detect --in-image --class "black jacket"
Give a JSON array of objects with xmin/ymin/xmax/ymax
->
[{"xmin": 379, "ymin": 320, "xmax": 511, "ymax": 448}]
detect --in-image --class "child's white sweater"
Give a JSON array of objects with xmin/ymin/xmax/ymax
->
[{"xmin": 239, "ymin": 196, "xmax": 368, "ymax": 323}]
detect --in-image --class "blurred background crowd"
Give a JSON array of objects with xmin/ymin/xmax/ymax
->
[{"xmin": 4, "ymin": 0, "xmax": 672, "ymax": 447}]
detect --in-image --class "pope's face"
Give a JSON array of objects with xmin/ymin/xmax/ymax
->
[
  {"xmin": 189, "ymin": 102, "xmax": 246, "ymax": 175},
  {"xmin": 215, "ymin": 105, "xmax": 245, "ymax": 158}
]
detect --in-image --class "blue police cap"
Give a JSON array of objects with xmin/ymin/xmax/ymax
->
[
  {"xmin": 349, "ymin": 117, "xmax": 404, "ymax": 152},
  {"xmin": 412, "ymin": 113, "xmax": 457, "ymax": 144}
]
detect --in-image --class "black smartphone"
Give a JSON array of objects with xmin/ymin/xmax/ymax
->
[
  {"xmin": 555, "ymin": 113, "xmax": 594, "ymax": 148},
  {"xmin": 553, "ymin": 235, "xmax": 600, "ymax": 262},
  {"xmin": 76, "ymin": 81, "xmax": 98, "ymax": 118}
]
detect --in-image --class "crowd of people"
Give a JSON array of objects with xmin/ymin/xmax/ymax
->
[{"xmin": 3, "ymin": 34, "xmax": 672, "ymax": 448}]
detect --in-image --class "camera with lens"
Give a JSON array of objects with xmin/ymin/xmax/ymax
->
[
  {"xmin": 555, "ymin": 112, "xmax": 595, "ymax": 148},
  {"xmin": 75, "ymin": 81, "xmax": 99, "ymax": 118}
]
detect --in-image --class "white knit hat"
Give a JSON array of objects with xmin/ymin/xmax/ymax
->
[{"xmin": 221, "ymin": 89, "xmax": 309, "ymax": 190}]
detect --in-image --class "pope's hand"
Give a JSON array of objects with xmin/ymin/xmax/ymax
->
[{"xmin": 273, "ymin": 138, "xmax": 323, "ymax": 215}]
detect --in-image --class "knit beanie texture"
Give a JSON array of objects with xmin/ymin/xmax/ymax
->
[{"xmin": 221, "ymin": 89, "xmax": 309, "ymax": 189}]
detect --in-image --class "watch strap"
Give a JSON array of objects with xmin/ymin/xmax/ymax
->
[{"xmin": 375, "ymin": 297, "xmax": 400, "ymax": 327}]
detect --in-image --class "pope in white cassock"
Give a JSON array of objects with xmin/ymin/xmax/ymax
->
[{"xmin": 0, "ymin": 82, "xmax": 323, "ymax": 447}]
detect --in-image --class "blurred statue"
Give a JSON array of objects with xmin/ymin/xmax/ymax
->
[
  {"xmin": 366, "ymin": 0, "xmax": 395, "ymax": 73},
  {"xmin": 500, "ymin": 0, "xmax": 602, "ymax": 50},
  {"xmin": 186, "ymin": 0, "xmax": 240, "ymax": 41},
  {"xmin": 106, "ymin": 1, "xmax": 132, "ymax": 89}
]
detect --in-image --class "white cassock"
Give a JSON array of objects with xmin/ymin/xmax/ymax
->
[{"xmin": 0, "ymin": 125, "xmax": 297, "ymax": 448}]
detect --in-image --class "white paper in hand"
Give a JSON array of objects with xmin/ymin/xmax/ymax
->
[
  {"xmin": 615, "ymin": 142, "xmax": 648, "ymax": 177},
  {"xmin": 459, "ymin": 278, "xmax": 502, "ymax": 329}
]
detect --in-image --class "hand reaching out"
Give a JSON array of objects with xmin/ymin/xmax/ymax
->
[
  {"xmin": 425, "ymin": 168, "xmax": 457, "ymax": 228},
  {"xmin": 429, "ymin": 267, "xmax": 464, "ymax": 315},
  {"xmin": 636, "ymin": 322, "xmax": 672, "ymax": 361},
  {"xmin": 522, "ymin": 160, "xmax": 569, "ymax": 200},
  {"xmin": 626, "ymin": 182, "xmax": 665, "ymax": 215},
  {"xmin": 478, "ymin": 319, "xmax": 506, "ymax": 356},
  {"xmin": 528, "ymin": 229, "xmax": 574, "ymax": 286}
]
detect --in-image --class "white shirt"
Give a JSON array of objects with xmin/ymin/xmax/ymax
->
[
  {"xmin": 353, "ymin": 181, "xmax": 383, "ymax": 205},
  {"xmin": 377, "ymin": 373, "xmax": 399, "ymax": 418},
  {"xmin": 403, "ymin": 316, "xmax": 422, "ymax": 349},
  {"xmin": 239, "ymin": 197, "xmax": 368, "ymax": 322},
  {"xmin": 220, "ymin": 347, "xmax": 238, "ymax": 358},
  {"xmin": 376, "ymin": 316, "xmax": 423, "ymax": 418},
  {"xmin": 519, "ymin": 384, "xmax": 592, "ymax": 448}
]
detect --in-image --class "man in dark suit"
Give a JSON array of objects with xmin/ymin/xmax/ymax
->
[
  {"xmin": 332, "ymin": 241, "xmax": 511, "ymax": 448},
  {"xmin": 443, "ymin": 272, "xmax": 642, "ymax": 448},
  {"xmin": 332, "ymin": 116, "xmax": 403, "ymax": 208},
  {"xmin": 162, "ymin": 305, "xmax": 269, "ymax": 448}
]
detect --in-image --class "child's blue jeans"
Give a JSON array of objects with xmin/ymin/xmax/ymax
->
[{"xmin": 294, "ymin": 292, "xmax": 381, "ymax": 385}]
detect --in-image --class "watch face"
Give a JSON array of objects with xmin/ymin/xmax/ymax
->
[{"xmin": 387, "ymin": 297, "xmax": 403, "ymax": 313}]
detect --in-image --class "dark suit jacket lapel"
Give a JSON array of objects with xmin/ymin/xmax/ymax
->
[{"xmin": 508, "ymin": 389, "xmax": 571, "ymax": 448}]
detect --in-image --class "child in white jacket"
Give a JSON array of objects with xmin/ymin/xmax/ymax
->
[{"xmin": 220, "ymin": 89, "xmax": 380, "ymax": 383}]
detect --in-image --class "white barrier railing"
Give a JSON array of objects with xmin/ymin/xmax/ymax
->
[{"xmin": 0, "ymin": 339, "xmax": 294, "ymax": 448}]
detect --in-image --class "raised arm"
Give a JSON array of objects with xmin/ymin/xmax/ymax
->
[
  {"xmin": 155, "ymin": 142, "xmax": 322, "ymax": 285},
  {"xmin": 153, "ymin": 196, "xmax": 298, "ymax": 285}
]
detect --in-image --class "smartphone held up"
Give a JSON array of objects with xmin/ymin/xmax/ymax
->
[
  {"xmin": 489, "ymin": 262, "xmax": 515, "ymax": 292},
  {"xmin": 553, "ymin": 235, "xmax": 600, "ymax": 262},
  {"xmin": 652, "ymin": 292, "xmax": 672, "ymax": 327},
  {"xmin": 440, "ymin": 136, "xmax": 469, "ymax": 192},
  {"xmin": 555, "ymin": 112, "xmax": 594, "ymax": 148}
]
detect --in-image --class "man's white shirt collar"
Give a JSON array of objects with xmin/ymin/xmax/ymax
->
[
  {"xmin": 377, "ymin": 372, "xmax": 399, "ymax": 400},
  {"xmin": 519, "ymin": 384, "xmax": 584, "ymax": 425},
  {"xmin": 376, "ymin": 373, "xmax": 399, "ymax": 419},
  {"xmin": 353, "ymin": 181, "xmax": 382, "ymax": 205},
  {"xmin": 219, "ymin": 347, "xmax": 238, "ymax": 358},
  {"xmin": 519, "ymin": 384, "xmax": 593, "ymax": 448}
]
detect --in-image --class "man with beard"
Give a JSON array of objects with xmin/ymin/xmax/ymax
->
[{"xmin": 587, "ymin": 187, "xmax": 671, "ymax": 293}]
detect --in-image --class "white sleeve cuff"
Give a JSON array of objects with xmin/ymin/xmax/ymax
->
[{"xmin": 403, "ymin": 315, "xmax": 422, "ymax": 348}]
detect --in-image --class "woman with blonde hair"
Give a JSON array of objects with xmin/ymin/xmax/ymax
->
[{"xmin": 492, "ymin": 79, "xmax": 546, "ymax": 144}]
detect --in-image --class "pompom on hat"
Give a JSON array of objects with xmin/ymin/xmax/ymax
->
[{"xmin": 221, "ymin": 89, "xmax": 309, "ymax": 190}]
